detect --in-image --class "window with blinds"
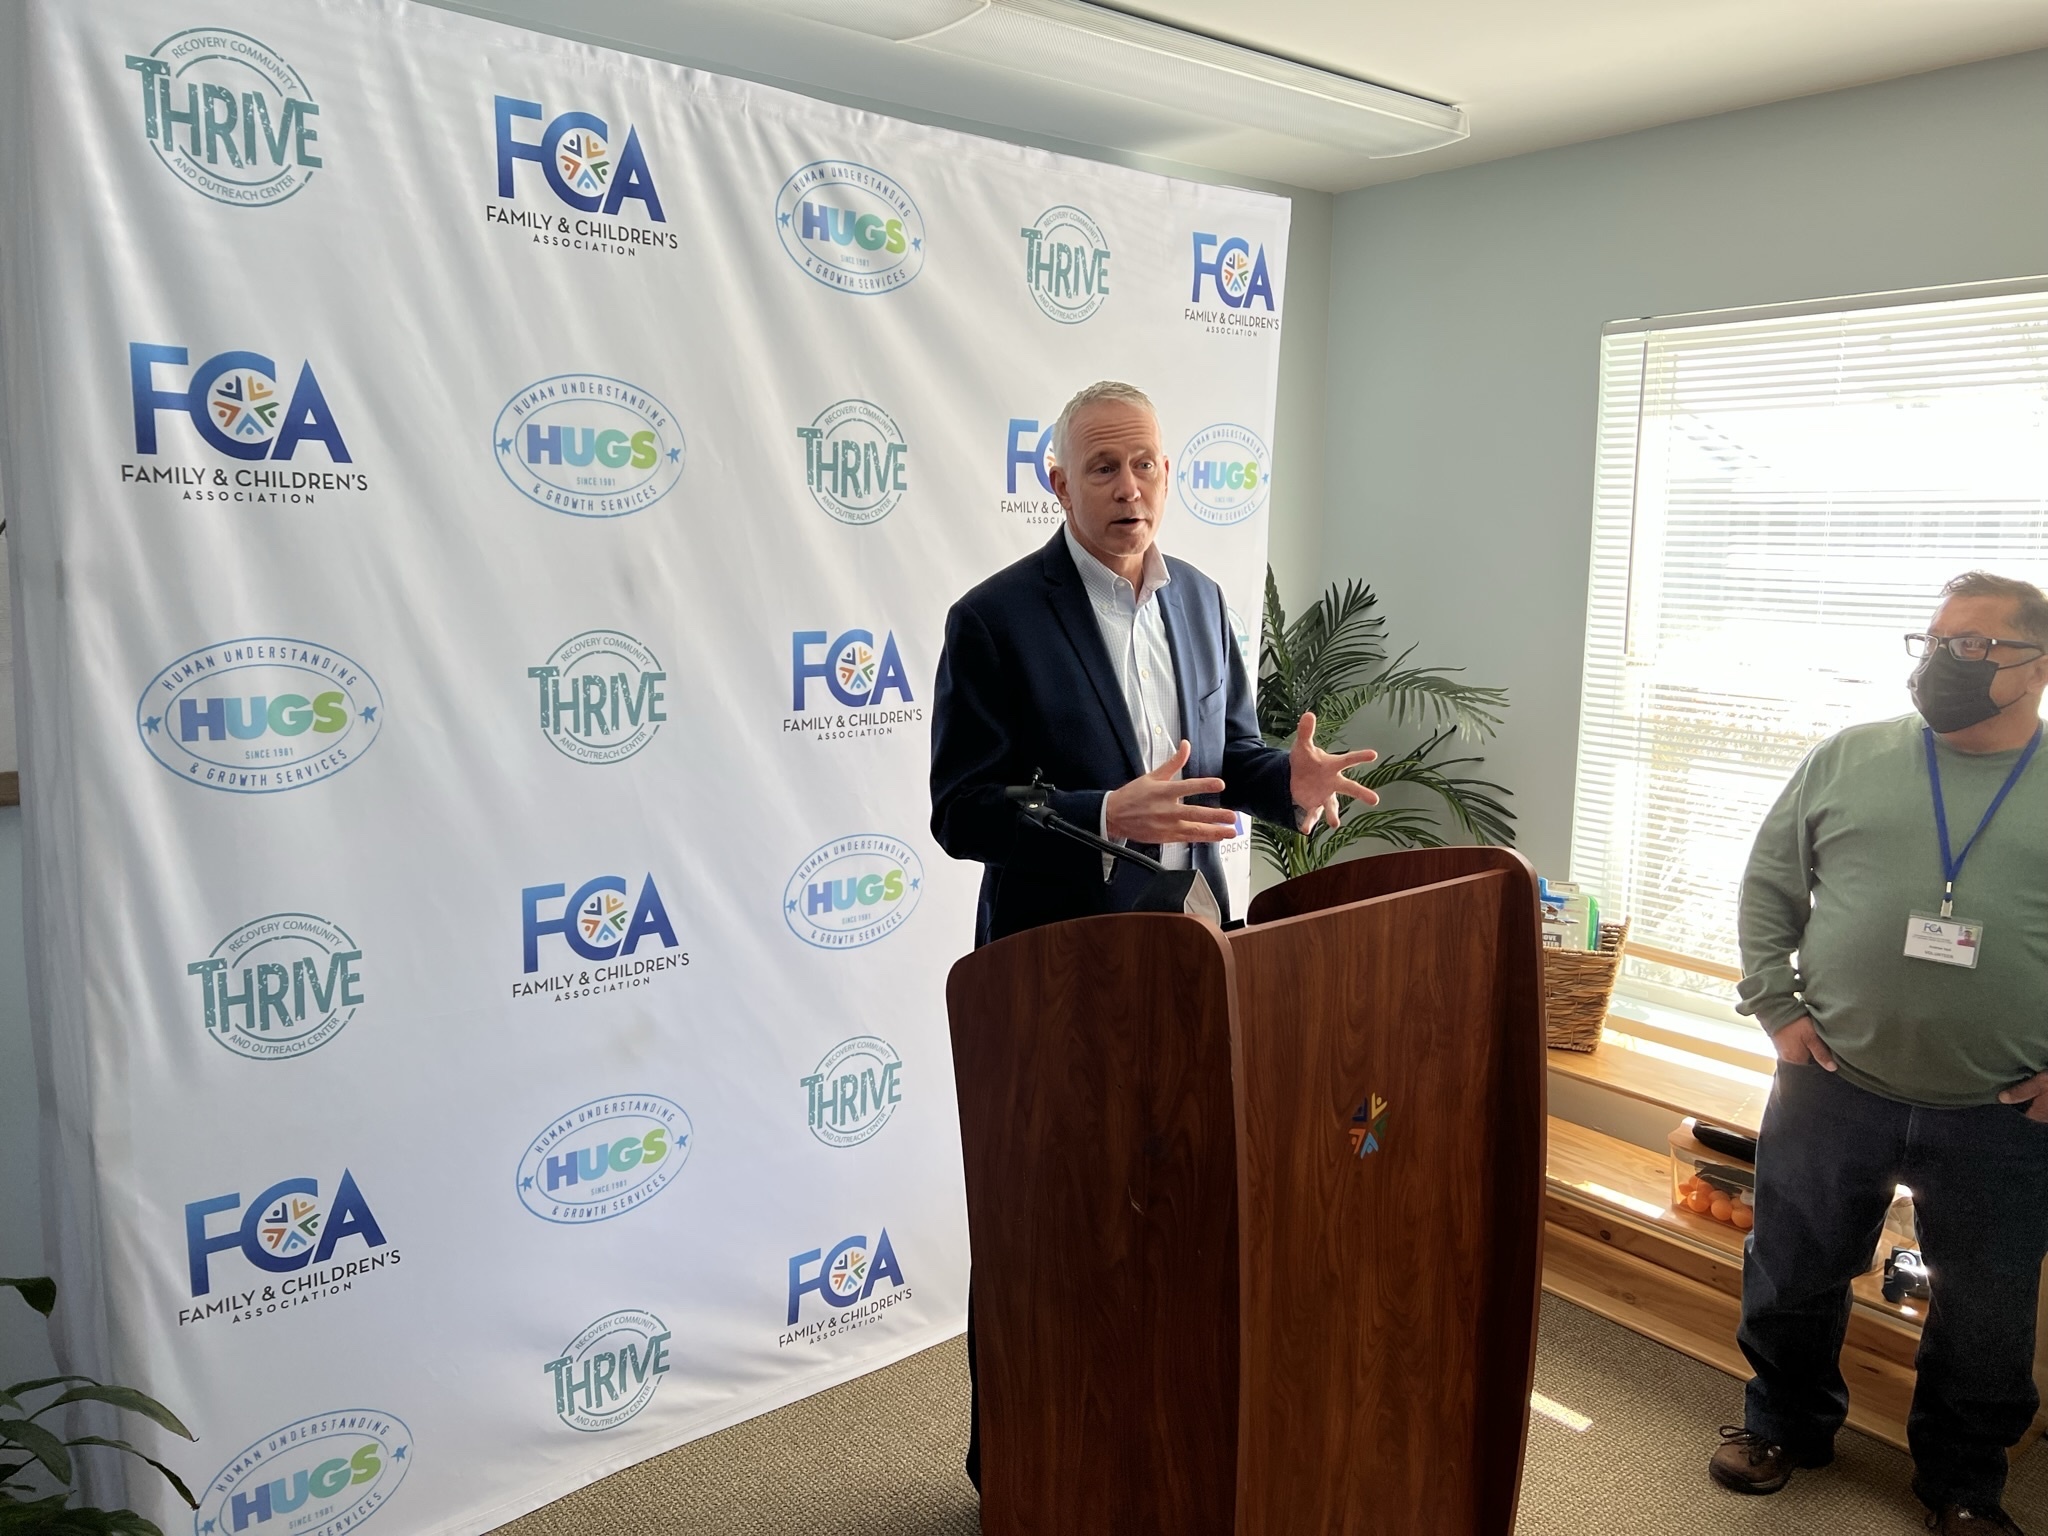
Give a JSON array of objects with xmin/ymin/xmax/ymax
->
[{"xmin": 1570, "ymin": 281, "xmax": 2048, "ymax": 1006}]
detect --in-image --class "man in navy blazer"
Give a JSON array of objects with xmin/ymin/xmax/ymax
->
[
  {"xmin": 931, "ymin": 381, "xmax": 1381, "ymax": 1492},
  {"xmin": 931, "ymin": 380, "xmax": 1379, "ymax": 944}
]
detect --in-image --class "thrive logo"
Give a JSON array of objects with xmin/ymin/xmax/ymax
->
[
  {"xmin": 1187, "ymin": 231, "xmax": 1281, "ymax": 337},
  {"xmin": 517, "ymin": 874, "xmax": 688, "ymax": 1002},
  {"xmin": 182, "ymin": 1169, "xmax": 396, "ymax": 1325},
  {"xmin": 528, "ymin": 631, "xmax": 667, "ymax": 765},
  {"xmin": 775, "ymin": 162, "xmax": 925, "ymax": 295},
  {"xmin": 799, "ymin": 400, "xmax": 908, "ymax": 525},
  {"xmin": 546, "ymin": 1310, "xmax": 671, "ymax": 1432},
  {"xmin": 787, "ymin": 626, "xmax": 920, "ymax": 744},
  {"xmin": 189, "ymin": 913, "xmax": 363, "ymax": 1061},
  {"xmin": 126, "ymin": 344, "xmax": 363, "ymax": 501},
  {"xmin": 196, "ymin": 1410, "xmax": 411, "ymax": 1536},
  {"xmin": 1020, "ymin": 206, "xmax": 1111, "ymax": 324},
  {"xmin": 138, "ymin": 638, "xmax": 383, "ymax": 794},
  {"xmin": 1177, "ymin": 423, "xmax": 1271, "ymax": 526},
  {"xmin": 1349, "ymin": 1093, "xmax": 1389, "ymax": 1157},
  {"xmin": 494, "ymin": 374, "xmax": 684, "ymax": 518},
  {"xmin": 803, "ymin": 1036, "xmax": 903, "ymax": 1149},
  {"xmin": 1000, "ymin": 417, "xmax": 1063, "ymax": 527},
  {"xmin": 124, "ymin": 31, "xmax": 319, "ymax": 206},
  {"xmin": 515, "ymin": 1094, "xmax": 692, "ymax": 1225},
  {"xmin": 783, "ymin": 835, "xmax": 924, "ymax": 950},
  {"xmin": 1227, "ymin": 606, "xmax": 1256, "ymax": 677},
  {"xmin": 489, "ymin": 95, "xmax": 675, "ymax": 256},
  {"xmin": 783, "ymin": 1229, "xmax": 909, "ymax": 1346}
]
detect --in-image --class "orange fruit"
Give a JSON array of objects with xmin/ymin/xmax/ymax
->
[
  {"xmin": 1710, "ymin": 1197, "xmax": 1734, "ymax": 1222},
  {"xmin": 1731, "ymin": 1204, "xmax": 1754, "ymax": 1231},
  {"xmin": 1686, "ymin": 1188, "xmax": 1713, "ymax": 1214}
]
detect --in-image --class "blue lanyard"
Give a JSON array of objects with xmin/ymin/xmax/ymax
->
[{"xmin": 1922, "ymin": 723, "xmax": 2043, "ymax": 917}]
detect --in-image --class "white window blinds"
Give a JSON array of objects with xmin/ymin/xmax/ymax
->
[{"xmin": 1570, "ymin": 282, "xmax": 2048, "ymax": 1003}]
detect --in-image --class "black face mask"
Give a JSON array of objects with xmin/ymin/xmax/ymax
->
[{"xmin": 1910, "ymin": 648, "xmax": 2004, "ymax": 734}]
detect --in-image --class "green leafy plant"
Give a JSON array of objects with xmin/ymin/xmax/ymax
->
[
  {"xmin": 1257, "ymin": 567, "xmax": 1515, "ymax": 878},
  {"xmin": 1, "ymin": 1277, "xmax": 195, "ymax": 1536}
]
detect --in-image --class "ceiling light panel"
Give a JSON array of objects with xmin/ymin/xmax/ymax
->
[{"xmin": 759, "ymin": 0, "xmax": 1467, "ymax": 159}]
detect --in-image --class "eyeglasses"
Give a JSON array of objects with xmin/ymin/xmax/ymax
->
[{"xmin": 1905, "ymin": 632, "xmax": 2047, "ymax": 665}]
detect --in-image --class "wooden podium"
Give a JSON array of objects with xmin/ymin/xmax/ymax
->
[{"xmin": 945, "ymin": 847, "xmax": 1548, "ymax": 1534}]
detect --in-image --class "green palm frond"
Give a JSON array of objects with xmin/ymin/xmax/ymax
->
[
  {"xmin": 1256, "ymin": 567, "xmax": 1515, "ymax": 877},
  {"xmin": 1351, "ymin": 647, "xmax": 1509, "ymax": 737},
  {"xmin": 1257, "ymin": 570, "xmax": 1391, "ymax": 742}
]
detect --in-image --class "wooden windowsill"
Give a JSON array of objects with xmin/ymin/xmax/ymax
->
[{"xmin": 1548, "ymin": 1026, "xmax": 1772, "ymax": 1138}]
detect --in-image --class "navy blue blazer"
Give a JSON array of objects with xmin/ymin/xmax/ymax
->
[{"xmin": 930, "ymin": 530, "xmax": 1295, "ymax": 944}]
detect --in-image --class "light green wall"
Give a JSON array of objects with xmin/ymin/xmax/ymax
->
[
  {"xmin": 0, "ymin": 810, "xmax": 52, "ymax": 1382},
  {"xmin": 1320, "ymin": 47, "xmax": 2048, "ymax": 877}
]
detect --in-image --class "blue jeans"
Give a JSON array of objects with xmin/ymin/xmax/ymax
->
[{"xmin": 1740, "ymin": 1060, "xmax": 2048, "ymax": 1510}]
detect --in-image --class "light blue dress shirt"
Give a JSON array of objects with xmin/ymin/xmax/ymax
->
[{"xmin": 1062, "ymin": 525, "xmax": 1191, "ymax": 874}]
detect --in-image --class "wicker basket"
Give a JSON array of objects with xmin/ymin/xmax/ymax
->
[{"xmin": 1542, "ymin": 919, "xmax": 1628, "ymax": 1053}]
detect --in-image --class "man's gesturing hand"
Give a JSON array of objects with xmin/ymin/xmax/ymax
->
[
  {"xmin": 1772, "ymin": 1015, "xmax": 1837, "ymax": 1071},
  {"xmin": 1288, "ymin": 712, "xmax": 1380, "ymax": 834},
  {"xmin": 1104, "ymin": 740, "xmax": 1240, "ymax": 845},
  {"xmin": 1999, "ymin": 1069, "xmax": 2048, "ymax": 1123}
]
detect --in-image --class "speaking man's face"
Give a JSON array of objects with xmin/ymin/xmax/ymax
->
[{"xmin": 1049, "ymin": 401, "xmax": 1169, "ymax": 572}]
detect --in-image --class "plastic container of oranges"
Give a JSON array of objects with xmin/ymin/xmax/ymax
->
[{"xmin": 1669, "ymin": 1122, "xmax": 1756, "ymax": 1234}]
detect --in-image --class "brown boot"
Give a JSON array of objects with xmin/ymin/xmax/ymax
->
[{"xmin": 1709, "ymin": 1425, "xmax": 1833, "ymax": 1495}]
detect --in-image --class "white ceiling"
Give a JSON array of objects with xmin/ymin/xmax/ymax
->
[{"xmin": 432, "ymin": 0, "xmax": 2048, "ymax": 192}]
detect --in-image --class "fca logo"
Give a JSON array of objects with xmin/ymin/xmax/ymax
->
[
  {"xmin": 130, "ymin": 343, "xmax": 350, "ymax": 461},
  {"xmin": 1005, "ymin": 419, "xmax": 1056, "ymax": 495},
  {"xmin": 1191, "ymin": 232, "xmax": 1277, "ymax": 310},
  {"xmin": 791, "ymin": 630, "xmax": 914, "ymax": 711},
  {"xmin": 494, "ymin": 95, "xmax": 665, "ymax": 220}
]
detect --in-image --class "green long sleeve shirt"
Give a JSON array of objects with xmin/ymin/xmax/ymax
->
[{"xmin": 1736, "ymin": 713, "xmax": 2048, "ymax": 1107}]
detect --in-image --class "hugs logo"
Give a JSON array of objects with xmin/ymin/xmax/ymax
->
[
  {"xmin": 195, "ymin": 1410, "xmax": 410, "ymax": 1536},
  {"xmin": 516, "ymin": 1094, "xmax": 692, "ymax": 1224},
  {"xmin": 189, "ymin": 913, "xmax": 364, "ymax": 1061},
  {"xmin": 494, "ymin": 375, "xmax": 685, "ymax": 518},
  {"xmin": 784, "ymin": 835, "xmax": 923, "ymax": 950},
  {"xmin": 123, "ymin": 31, "xmax": 320, "ymax": 206},
  {"xmin": 775, "ymin": 162, "xmax": 925, "ymax": 295},
  {"xmin": 1177, "ymin": 424, "xmax": 1271, "ymax": 526},
  {"xmin": 138, "ymin": 639, "xmax": 382, "ymax": 794}
]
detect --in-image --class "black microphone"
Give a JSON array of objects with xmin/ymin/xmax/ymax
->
[{"xmin": 1005, "ymin": 771, "xmax": 1221, "ymax": 924}]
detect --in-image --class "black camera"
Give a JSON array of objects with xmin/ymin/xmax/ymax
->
[{"xmin": 1881, "ymin": 1247, "xmax": 1931, "ymax": 1303}]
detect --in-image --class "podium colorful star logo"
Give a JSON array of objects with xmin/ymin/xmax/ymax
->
[{"xmin": 1349, "ymin": 1093, "xmax": 1389, "ymax": 1157}]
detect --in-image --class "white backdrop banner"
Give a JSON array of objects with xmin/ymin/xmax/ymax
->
[{"xmin": 0, "ymin": 2, "xmax": 1286, "ymax": 1530}]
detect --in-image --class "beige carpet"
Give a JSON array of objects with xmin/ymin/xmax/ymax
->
[{"xmin": 492, "ymin": 1295, "xmax": 2048, "ymax": 1535}]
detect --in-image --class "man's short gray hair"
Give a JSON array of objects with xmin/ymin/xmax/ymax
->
[
  {"xmin": 1050, "ymin": 380, "xmax": 1157, "ymax": 472},
  {"xmin": 1943, "ymin": 570, "xmax": 2048, "ymax": 646}
]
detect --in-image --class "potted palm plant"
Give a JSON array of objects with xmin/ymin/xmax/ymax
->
[
  {"xmin": 2, "ymin": 1276, "xmax": 195, "ymax": 1535},
  {"xmin": 1256, "ymin": 569, "xmax": 1514, "ymax": 878}
]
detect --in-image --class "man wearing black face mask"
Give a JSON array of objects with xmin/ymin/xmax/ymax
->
[{"xmin": 1710, "ymin": 571, "xmax": 2048, "ymax": 1535}]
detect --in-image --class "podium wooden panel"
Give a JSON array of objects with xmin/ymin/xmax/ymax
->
[{"xmin": 947, "ymin": 847, "xmax": 1547, "ymax": 1534}]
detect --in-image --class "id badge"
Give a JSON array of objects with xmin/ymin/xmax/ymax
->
[{"xmin": 1904, "ymin": 911, "xmax": 1984, "ymax": 968}]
